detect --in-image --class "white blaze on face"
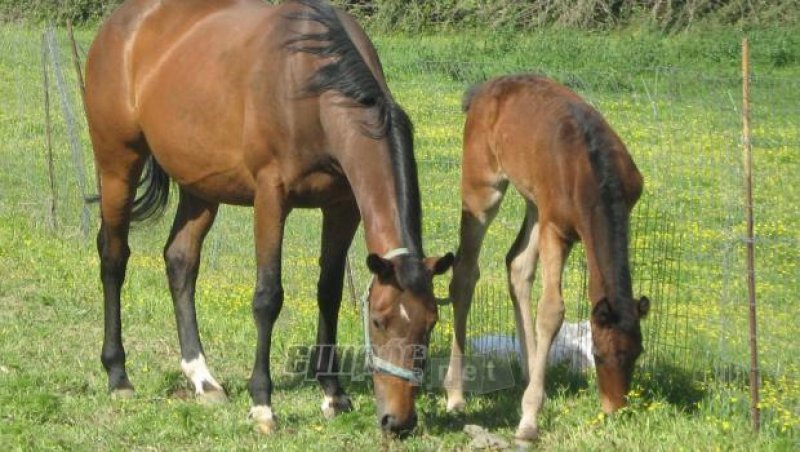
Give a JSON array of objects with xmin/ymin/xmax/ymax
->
[
  {"xmin": 180, "ymin": 354, "xmax": 222, "ymax": 393},
  {"xmin": 399, "ymin": 303, "xmax": 411, "ymax": 322}
]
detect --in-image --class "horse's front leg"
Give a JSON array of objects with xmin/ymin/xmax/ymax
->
[
  {"xmin": 316, "ymin": 200, "xmax": 360, "ymax": 419},
  {"xmin": 248, "ymin": 183, "xmax": 288, "ymax": 434}
]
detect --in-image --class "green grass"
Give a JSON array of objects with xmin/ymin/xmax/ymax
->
[{"xmin": 1, "ymin": 24, "xmax": 798, "ymax": 449}]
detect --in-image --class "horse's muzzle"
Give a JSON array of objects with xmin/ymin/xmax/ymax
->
[{"xmin": 379, "ymin": 411, "xmax": 417, "ymax": 436}]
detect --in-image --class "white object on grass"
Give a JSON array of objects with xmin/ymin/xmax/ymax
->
[{"xmin": 470, "ymin": 320, "xmax": 594, "ymax": 371}]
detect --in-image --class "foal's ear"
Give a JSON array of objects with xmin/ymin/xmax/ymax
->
[
  {"xmin": 425, "ymin": 252, "xmax": 455, "ymax": 276},
  {"xmin": 592, "ymin": 298, "xmax": 616, "ymax": 327},
  {"xmin": 366, "ymin": 254, "xmax": 395, "ymax": 281},
  {"xmin": 637, "ymin": 296, "xmax": 650, "ymax": 319}
]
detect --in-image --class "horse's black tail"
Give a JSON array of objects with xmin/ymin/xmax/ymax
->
[{"xmin": 130, "ymin": 155, "xmax": 170, "ymax": 223}]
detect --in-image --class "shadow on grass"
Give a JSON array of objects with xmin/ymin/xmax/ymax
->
[
  {"xmin": 419, "ymin": 360, "xmax": 592, "ymax": 433},
  {"xmin": 154, "ymin": 350, "xmax": 709, "ymax": 430},
  {"xmin": 638, "ymin": 361, "xmax": 708, "ymax": 412}
]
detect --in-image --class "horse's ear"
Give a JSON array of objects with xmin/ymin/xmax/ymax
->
[
  {"xmin": 592, "ymin": 298, "xmax": 615, "ymax": 327},
  {"xmin": 637, "ymin": 296, "xmax": 650, "ymax": 319},
  {"xmin": 425, "ymin": 252, "xmax": 455, "ymax": 276},
  {"xmin": 367, "ymin": 254, "xmax": 395, "ymax": 281}
]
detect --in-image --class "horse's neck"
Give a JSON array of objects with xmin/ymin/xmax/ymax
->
[
  {"xmin": 334, "ymin": 137, "xmax": 406, "ymax": 256},
  {"xmin": 584, "ymin": 212, "xmax": 633, "ymax": 305}
]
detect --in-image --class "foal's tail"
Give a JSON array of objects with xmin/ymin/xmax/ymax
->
[
  {"xmin": 131, "ymin": 155, "xmax": 170, "ymax": 223},
  {"xmin": 462, "ymin": 83, "xmax": 483, "ymax": 113}
]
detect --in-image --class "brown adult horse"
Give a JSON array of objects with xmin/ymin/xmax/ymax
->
[
  {"xmin": 85, "ymin": 0, "xmax": 453, "ymax": 435},
  {"xmin": 443, "ymin": 74, "xmax": 650, "ymax": 442}
]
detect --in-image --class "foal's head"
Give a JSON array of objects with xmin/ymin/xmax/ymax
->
[
  {"xmin": 590, "ymin": 296, "xmax": 650, "ymax": 412},
  {"xmin": 365, "ymin": 252, "xmax": 454, "ymax": 435}
]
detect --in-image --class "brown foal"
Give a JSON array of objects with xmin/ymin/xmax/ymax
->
[
  {"xmin": 443, "ymin": 74, "xmax": 650, "ymax": 442},
  {"xmin": 85, "ymin": 0, "xmax": 452, "ymax": 435}
]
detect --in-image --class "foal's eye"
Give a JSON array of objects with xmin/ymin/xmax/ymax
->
[{"xmin": 372, "ymin": 318, "xmax": 385, "ymax": 331}]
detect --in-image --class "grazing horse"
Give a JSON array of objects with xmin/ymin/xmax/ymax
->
[
  {"xmin": 85, "ymin": 0, "xmax": 453, "ymax": 435},
  {"xmin": 443, "ymin": 74, "xmax": 650, "ymax": 442}
]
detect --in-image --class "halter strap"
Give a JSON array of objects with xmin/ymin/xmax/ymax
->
[
  {"xmin": 381, "ymin": 247, "xmax": 410, "ymax": 260},
  {"xmin": 361, "ymin": 248, "xmax": 423, "ymax": 384}
]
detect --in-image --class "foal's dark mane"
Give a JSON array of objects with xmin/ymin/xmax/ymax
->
[
  {"xmin": 285, "ymin": 0, "xmax": 424, "ymax": 262},
  {"xmin": 568, "ymin": 102, "xmax": 638, "ymax": 331}
]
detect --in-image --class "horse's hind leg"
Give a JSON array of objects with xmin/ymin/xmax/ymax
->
[
  {"xmin": 248, "ymin": 180, "xmax": 288, "ymax": 434},
  {"xmin": 315, "ymin": 200, "xmax": 360, "ymax": 419},
  {"xmin": 163, "ymin": 189, "xmax": 225, "ymax": 403},
  {"xmin": 505, "ymin": 202, "xmax": 540, "ymax": 384},
  {"xmin": 444, "ymin": 179, "xmax": 506, "ymax": 412},
  {"xmin": 96, "ymin": 145, "xmax": 147, "ymax": 397},
  {"xmin": 515, "ymin": 222, "xmax": 570, "ymax": 443}
]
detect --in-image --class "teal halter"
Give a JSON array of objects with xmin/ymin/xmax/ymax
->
[{"xmin": 362, "ymin": 247, "xmax": 424, "ymax": 385}]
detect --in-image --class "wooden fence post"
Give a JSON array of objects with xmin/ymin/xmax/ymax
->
[{"xmin": 741, "ymin": 37, "xmax": 760, "ymax": 434}]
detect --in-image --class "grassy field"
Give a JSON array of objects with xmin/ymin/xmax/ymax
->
[{"xmin": 1, "ymin": 21, "xmax": 798, "ymax": 450}]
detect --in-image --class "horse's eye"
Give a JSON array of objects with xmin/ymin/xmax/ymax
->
[{"xmin": 372, "ymin": 317, "xmax": 385, "ymax": 331}]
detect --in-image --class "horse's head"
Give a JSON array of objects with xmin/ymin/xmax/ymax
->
[
  {"xmin": 590, "ymin": 295, "xmax": 650, "ymax": 413},
  {"xmin": 364, "ymin": 251, "xmax": 454, "ymax": 435}
]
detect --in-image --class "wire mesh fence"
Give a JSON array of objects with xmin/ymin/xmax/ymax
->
[{"xmin": 5, "ymin": 25, "xmax": 797, "ymax": 395}]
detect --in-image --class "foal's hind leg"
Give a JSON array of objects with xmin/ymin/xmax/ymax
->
[
  {"xmin": 315, "ymin": 200, "xmax": 360, "ymax": 419},
  {"xmin": 444, "ymin": 180, "xmax": 506, "ymax": 412},
  {"xmin": 96, "ymin": 147, "xmax": 147, "ymax": 397},
  {"xmin": 515, "ymin": 223, "xmax": 570, "ymax": 443},
  {"xmin": 505, "ymin": 203, "xmax": 540, "ymax": 384},
  {"xmin": 163, "ymin": 189, "xmax": 225, "ymax": 403}
]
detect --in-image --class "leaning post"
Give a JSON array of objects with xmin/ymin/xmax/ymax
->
[
  {"xmin": 42, "ymin": 33, "xmax": 58, "ymax": 230},
  {"xmin": 67, "ymin": 19, "xmax": 101, "ymax": 201},
  {"xmin": 741, "ymin": 37, "xmax": 760, "ymax": 434}
]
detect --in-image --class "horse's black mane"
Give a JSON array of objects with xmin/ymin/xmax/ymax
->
[
  {"xmin": 568, "ymin": 102, "xmax": 638, "ymax": 332},
  {"xmin": 284, "ymin": 0, "xmax": 425, "ymax": 266}
]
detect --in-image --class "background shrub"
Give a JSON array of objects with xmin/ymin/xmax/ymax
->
[{"xmin": 2, "ymin": 0, "xmax": 797, "ymax": 30}]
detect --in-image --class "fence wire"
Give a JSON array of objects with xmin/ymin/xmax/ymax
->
[{"xmin": 4, "ymin": 26, "xmax": 797, "ymax": 391}]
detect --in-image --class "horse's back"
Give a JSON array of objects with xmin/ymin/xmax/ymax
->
[
  {"xmin": 86, "ymin": 0, "xmax": 387, "ymax": 206},
  {"xmin": 85, "ymin": 0, "xmax": 269, "ymax": 138},
  {"xmin": 85, "ymin": 0, "xmax": 298, "ymax": 203},
  {"xmin": 463, "ymin": 75, "xmax": 642, "ymax": 218}
]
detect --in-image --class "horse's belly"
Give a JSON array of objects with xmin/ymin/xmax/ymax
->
[
  {"xmin": 181, "ymin": 169, "xmax": 256, "ymax": 205},
  {"xmin": 156, "ymin": 151, "xmax": 257, "ymax": 205}
]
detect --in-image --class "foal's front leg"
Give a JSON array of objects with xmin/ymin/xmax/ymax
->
[
  {"xmin": 445, "ymin": 180, "xmax": 506, "ymax": 412},
  {"xmin": 248, "ymin": 184, "xmax": 288, "ymax": 434},
  {"xmin": 316, "ymin": 201, "xmax": 360, "ymax": 419},
  {"xmin": 515, "ymin": 223, "xmax": 569, "ymax": 443}
]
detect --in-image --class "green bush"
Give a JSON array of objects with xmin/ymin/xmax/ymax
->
[
  {"xmin": 1, "ymin": 0, "xmax": 798, "ymax": 30},
  {"xmin": 0, "ymin": 0, "xmax": 121, "ymax": 24},
  {"xmin": 332, "ymin": 0, "xmax": 800, "ymax": 32}
]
